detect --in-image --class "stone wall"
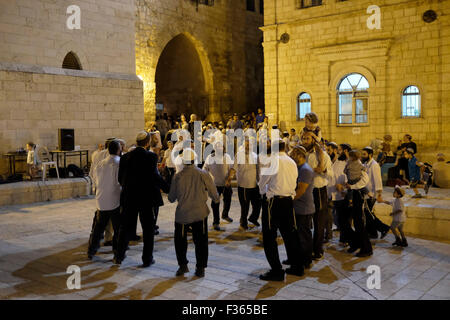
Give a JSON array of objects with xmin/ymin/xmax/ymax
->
[
  {"xmin": 0, "ymin": 0, "xmax": 144, "ymax": 177},
  {"xmin": 0, "ymin": 64, "xmax": 144, "ymax": 176},
  {"xmin": 135, "ymin": 0, "xmax": 264, "ymax": 123},
  {"xmin": 0, "ymin": 178, "xmax": 91, "ymax": 206},
  {"xmin": 262, "ymin": 0, "xmax": 450, "ymax": 155},
  {"xmin": 0, "ymin": 0, "xmax": 136, "ymax": 74}
]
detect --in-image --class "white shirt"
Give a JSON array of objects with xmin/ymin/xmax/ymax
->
[
  {"xmin": 327, "ymin": 159, "xmax": 347, "ymax": 201},
  {"xmin": 349, "ymin": 171, "xmax": 370, "ymax": 190},
  {"xmin": 27, "ymin": 150, "xmax": 35, "ymax": 165},
  {"xmin": 289, "ymin": 134, "xmax": 300, "ymax": 147},
  {"xmin": 258, "ymin": 152, "xmax": 298, "ymax": 199},
  {"xmin": 306, "ymin": 149, "xmax": 333, "ymax": 188},
  {"xmin": 203, "ymin": 153, "xmax": 233, "ymax": 186},
  {"xmin": 164, "ymin": 148, "xmax": 175, "ymax": 168},
  {"xmin": 92, "ymin": 155, "xmax": 121, "ymax": 211},
  {"xmin": 390, "ymin": 198, "xmax": 406, "ymax": 222},
  {"xmin": 212, "ymin": 130, "xmax": 225, "ymax": 145},
  {"xmin": 233, "ymin": 150, "xmax": 258, "ymax": 188},
  {"xmin": 364, "ymin": 158, "xmax": 383, "ymax": 197},
  {"xmin": 89, "ymin": 149, "xmax": 109, "ymax": 184},
  {"xmin": 244, "ymin": 128, "xmax": 257, "ymax": 138}
]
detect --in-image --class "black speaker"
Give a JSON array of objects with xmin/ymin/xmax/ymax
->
[{"xmin": 58, "ymin": 128, "xmax": 74, "ymax": 151}]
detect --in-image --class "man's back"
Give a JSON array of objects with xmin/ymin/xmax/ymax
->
[
  {"xmin": 94, "ymin": 155, "xmax": 121, "ymax": 211},
  {"xmin": 262, "ymin": 152, "xmax": 298, "ymax": 199},
  {"xmin": 169, "ymin": 165, "xmax": 219, "ymax": 224},
  {"xmin": 119, "ymin": 147, "xmax": 165, "ymax": 207}
]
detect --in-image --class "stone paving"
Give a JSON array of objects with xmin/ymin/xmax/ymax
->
[{"xmin": 0, "ymin": 191, "xmax": 449, "ymax": 300}]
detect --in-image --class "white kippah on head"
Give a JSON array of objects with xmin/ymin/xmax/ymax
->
[
  {"xmin": 136, "ymin": 131, "xmax": 149, "ymax": 142},
  {"xmin": 182, "ymin": 148, "xmax": 196, "ymax": 163}
]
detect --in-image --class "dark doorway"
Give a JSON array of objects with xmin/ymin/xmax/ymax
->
[{"xmin": 155, "ymin": 34, "xmax": 208, "ymax": 119}]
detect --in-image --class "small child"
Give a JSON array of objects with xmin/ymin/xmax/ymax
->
[
  {"xmin": 379, "ymin": 186, "xmax": 408, "ymax": 247},
  {"xmin": 344, "ymin": 149, "xmax": 367, "ymax": 207},
  {"xmin": 301, "ymin": 112, "xmax": 322, "ymax": 142},
  {"xmin": 404, "ymin": 148, "xmax": 425, "ymax": 198},
  {"xmin": 26, "ymin": 142, "xmax": 38, "ymax": 180},
  {"xmin": 422, "ymin": 162, "xmax": 433, "ymax": 195},
  {"xmin": 301, "ymin": 112, "xmax": 325, "ymax": 173}
]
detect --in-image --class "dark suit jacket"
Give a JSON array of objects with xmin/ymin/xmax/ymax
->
[{"xmin": 119, "ymin": 147, "xmax": 169, "ymax": 209}]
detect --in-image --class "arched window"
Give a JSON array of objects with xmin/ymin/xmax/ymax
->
[
  {"xmin": 297, "ymin": 92, "xmax": 311, "ymax": 120},
  {"xmin": 402, "ymin": 86, "xmax": 421, "ymax": 117},
  {"xmin": 337, "ymin": 73, "xmax": 369, "ymax": 124},
  {"xmin": 62, "ymin": 51, "xmax": 82, "ymax": 70}
]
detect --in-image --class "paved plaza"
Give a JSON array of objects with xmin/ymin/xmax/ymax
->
[{"xmin": 0, "ymin": 191, "xmax": 449, "ymax": 300}]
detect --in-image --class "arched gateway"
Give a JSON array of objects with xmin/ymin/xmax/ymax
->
[{"xmin": 154, "ymin": 33, "xmax": 217, "ymax": 121}]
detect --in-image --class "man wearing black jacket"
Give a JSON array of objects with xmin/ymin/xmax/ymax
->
[{"xmin": 113, "ymin": 131, "xmax": 169, "ymax": 267}]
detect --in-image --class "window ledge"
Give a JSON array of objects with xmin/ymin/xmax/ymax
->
[
  {"xmin": 400, "ymin": 116, "xmax": 423, "ymax": 119},
  {"xmin": 336, "ymin": 123, "xmax": 370, "ymax": 127}
]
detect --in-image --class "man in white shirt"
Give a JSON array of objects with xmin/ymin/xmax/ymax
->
[
  {"xmin": 345, "ymin": 164, "xmax": 372, "ymax": 257},
  {"xmin": 162, "ymin": 141, "xmax": 176, "ymax": 186},
  {"xmin": 328, "ymin": 143, "xmax": 354, "ymax": 245},
  {"xmin": 258, "ymin": 140, "xmax": 304, "ymax": 281},
  {"xmin": 203, "ymin": 142, "xmax": 234, "ymax": 230},
  {"xmin": 362, "ymin": 146, "xmax": 390, "ymax": 239},
  {"xmin": 88, "ymin": 138, "xmax": 120, "ymax": 244},
  {"xmin": 88, "ymin": 140, "xmax": 122, "ymax": 259},
  {"xmin": 226, "ymin": 137, "xmax": 261, "ymax": 230},
  {"xmin": 302, "ymin": 131, "xmax": 333, "ymax": 260},
  {"xmin": 89, "ymin": 138, "xmax": 115, "ymax": 179}
]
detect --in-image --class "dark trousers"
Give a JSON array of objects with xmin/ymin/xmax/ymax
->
[
  {"xmin": 262, "ymin": 196, "xmax": 303, "ymax": 272},
  {"xmin": 174, "ymin": 217, "xmax": 208, "ymax": 269},
  {"xmin": 313, "ymin": 186, "xmax": 328, "ymax": 256},
  {"xmin": 295, "ymin": 214, "xmax": 313, "ymax": 266},
  {"xmin": 238, "ymin": 186, "xmax": 261, "ymax": 227},
  {"xmin": 116, "ymin": 205, "xmax": 157, "ymax": 264},
  {"xmin": 131, "ymin": 205, "xmax": 159, "ymax": 233},
  {"xmin": 334, "ymin": 199, "xmax": 353, "ymax": 243},
  {"xmin": 211, "ymin": 186, "xmax": 232, "ymax": 225},
  {"xmin": 88, "ymin": 207, "xmax": 121, "ymax": 255},
  {"xmin": 349, "ymin": 191, "xmax": 373, "ymax": 254},
  {"xmin": 325, "ymin": 199, "xmax": 334, "ymax": 240},
  {"xmin": 365, "ymin": 197, "xmax": 390, "ymax": 238},
  {"xmin": 166, "ymin": 167, "xmax": 175, "ymax": 187}
]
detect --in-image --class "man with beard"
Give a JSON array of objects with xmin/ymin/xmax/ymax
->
[
  {"xmin": 361, "ymin": 146, "xmax": 390, "ymax": 239},
  {"xmin": 301, "ymin": 132, "xmax": 333, "ymax": 260},
  {"xmin": 113, "ymin": 131, "xmax": 169, "ymax": 267},
  {"xmin": 344, "ymin": 161, "xmax": 372, "ymax": 257},
  {"xmin": 328, "ymin": 144, "xmax": 354, "ymax": 245}
]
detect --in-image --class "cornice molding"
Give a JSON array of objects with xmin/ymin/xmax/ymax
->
[{"xmin": 312, "ymin": 38, "xmax": 393, "ymax": 61}]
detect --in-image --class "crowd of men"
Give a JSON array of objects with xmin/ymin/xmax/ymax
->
[{"xmin": 87, "ymin": 110, "xmax": 421, "ymax": 281}]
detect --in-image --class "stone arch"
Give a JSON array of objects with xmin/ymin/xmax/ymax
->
[
  {"xmin": 57, "ymin": 41, "xmax": 89, "ymax": 71},
  {"xmin": 140, "ymin": 32, "xmax": 216, "ymax": 123},
  {"xmin": 330, "ymin": 65, "xmax": 376, "ymax": 93}
]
